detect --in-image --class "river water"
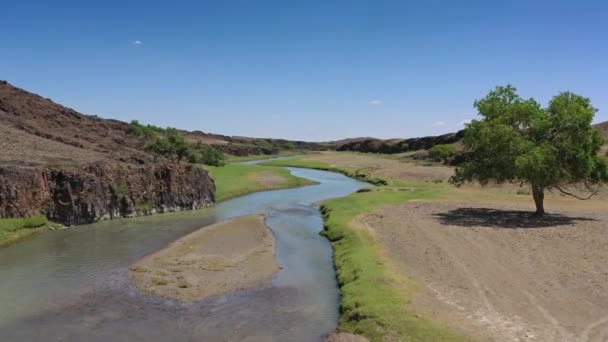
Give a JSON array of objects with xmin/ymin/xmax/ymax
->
[{"xmin": 0, "ymin": 164, "xmax": 368, "ymax": 341}]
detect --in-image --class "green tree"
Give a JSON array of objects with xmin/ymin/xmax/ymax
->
[
  {"xmin": 188, "ymin": 142, "xmax": 225, "ymax": 166},
  {"xmin": 144, "ymin": 137, "xmax": 173, "ymax": 162},
  {"xmin": 165, "ymin": 128, "xmax": 190, "ymax": 163},
  {"xmin": 450, "ymin": 85, "xmax": 608, "ymax": 216}
]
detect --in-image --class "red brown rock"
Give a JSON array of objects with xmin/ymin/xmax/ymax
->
[
  {"xmin": 0, "ymin": 162, "xmax": 215, "ymax": 225},
  {"xmin": 0, "ymin": 81, "xmax": 215, "ymax": 225}
]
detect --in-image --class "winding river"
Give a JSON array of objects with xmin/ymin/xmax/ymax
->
[{"xmin": 0, "ymin": 162, "xmax": 368, "ymax": 341}]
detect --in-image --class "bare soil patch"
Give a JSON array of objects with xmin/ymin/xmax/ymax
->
[
  {"xmin": 254, "ymin": 170, "xmax": 287, "ymax": 187},
  {"xmin": 302, "ymin": 152, "xmax": 453, "ymax": 182},
  {"xmin": 359, "ymin": 200, "xmax": 608, "ymax": 341},
  {"xmin": 129, "ymin": 213, "xmax": 278, "ymax": 301}
]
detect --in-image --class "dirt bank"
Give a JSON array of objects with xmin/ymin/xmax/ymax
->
[
  {"xmin": 359, "ymin": 200, "xmax": 608, "ymax": 341},
  {"xmin": 130, "ymin": 213, "xmax": 278, "ymax": 301}
]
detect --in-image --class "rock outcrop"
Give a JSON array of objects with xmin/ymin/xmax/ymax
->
[
  {"xmin": 0, "ymin": 162, "xmax": 215, "ymax": 225},
  {"xmin": 337, "ymin": 131, "xmax": 465, "ymax": 154}
]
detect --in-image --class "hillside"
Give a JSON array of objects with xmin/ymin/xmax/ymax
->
[
  {"xmin": 0, "ymin": 81, "xmax": 216, "ymax": 224},
  {"xmin": 336, "ymin": 122, "xmax": 608, "ymax": 157},
  {"xmin": 0, "ymin": 81, "xmax": 325, "ymax": 167},
  {"xmin": 0, "ymin": 81, "xmax": 332, "ymax": 225}
]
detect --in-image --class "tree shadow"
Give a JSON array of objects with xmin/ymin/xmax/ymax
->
[{"xmin": 433, "ymin": 208, "xmax": 598, "ymax": 229}]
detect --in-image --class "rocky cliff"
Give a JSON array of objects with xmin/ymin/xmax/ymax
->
[
  {"xmin": 0, "ymin": 81, "xmax": 217, "ymax": 225},
  {"xmin": 0, "ymin": 162, "xmax": 215, "ymax": 225}
]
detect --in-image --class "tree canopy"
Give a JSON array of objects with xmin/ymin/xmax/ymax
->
[
  {"xmin": 450, "ymin": 85, "xmax": 608, "ymax": 216},
  {"xmin": 139, "ymin": 126, "xmax": 225, "ymax": 166}
]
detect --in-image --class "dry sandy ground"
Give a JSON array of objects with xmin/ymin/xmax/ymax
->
[
  {"xmin": 359, "ymin": 200, "xmax": 608, "ymax": 342},
  {"xmin": 129, "ymin": 213, "xmax": 278, "ymax": 301},
  {"xmin": 302, "ymin": 152, "xmax": 454, "ymax": 182},
  {"xmin": 306, "ymin": 151, "xmax": 608, "ymax": 201}
]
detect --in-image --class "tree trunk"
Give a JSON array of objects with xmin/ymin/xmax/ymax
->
[{"xmin": 532, "ymin": 185, "xmax": 545, "ymax": 216}]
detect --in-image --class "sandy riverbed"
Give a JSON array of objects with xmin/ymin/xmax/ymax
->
[{"xmin": 129, "ymin": 213, "xmax": 278, "ymax": 301}]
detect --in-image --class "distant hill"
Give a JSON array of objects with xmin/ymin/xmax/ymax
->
[
  {"xmin": 337, "ymin": 131, "xmax": 464, "ymax": 154},
  {"xmin": 0, "ymin": 81, "xmax": 326, "ymax": 167},
  {"xmin": 595, "ymin": 121, "xmax": 608, "ymax": 139}
]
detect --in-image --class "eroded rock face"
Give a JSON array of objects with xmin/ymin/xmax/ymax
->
[{"xmin": 0, "ymin": 162, "xmax": 215, "ymax": 225}]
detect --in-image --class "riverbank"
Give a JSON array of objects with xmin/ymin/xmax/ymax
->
[
  {"xmin": 129, "ymin": 213, "xmax": 278, "ymax": 301},
  {"xmin": 205, "ymin": 163, "xmax": 316, "ymax": 201},
  {"xmin": 281, "ymin": 151, "xmax": 608, "ymax": 341},
  {"xmin": 321, "ymin": 187, "xmax": 464, "ymax": 341},
  {"xmin": 226, "ymin": 152, "xmax": 301, "ymax": 163},
  {"xmin": 0, "ymin": 215, "xmax": 61, "ymax": 247},
  {"xmin": 260, "ymin": 156, "xmax": 389, "ymax": 186}
]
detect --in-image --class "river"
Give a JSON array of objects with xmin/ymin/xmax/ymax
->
[{"xmin": 0, "ymin": 163, "xmax": 368, "ymax": 341}]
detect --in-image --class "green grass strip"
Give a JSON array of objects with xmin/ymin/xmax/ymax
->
[
  {"xmin": 321, "ymin": 187, "xmax": 467, "ymax": 341},
  {"xmin": 260, "ymin": 157, "xmax": 390, "ymax": 186},
  {"xmin": 205, "ymin": 163, "xmax": 316, "ymax": 201},
  {"xmin": 0, "ymin": 215, "xmax": 53, "ymax": 247}
]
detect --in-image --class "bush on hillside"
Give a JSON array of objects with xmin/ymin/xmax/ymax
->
[
  {"xmin": 429, "ymin": 144, "xmax": 457, "ymax": 162},
  {"xmin": 188, "ymin": 142, "xmax": 226, "ymax": 166},
  {"xmin": 143, "ymin": 128, "xmax": 190, "ymax": 163},
  {"xmin": 127, "ymin": 120, "xmax": 165, "ymax": 137}
]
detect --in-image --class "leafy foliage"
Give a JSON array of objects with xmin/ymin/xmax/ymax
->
[
  {"xmin": 130, "ymin": 120, "xmax": 226, "ymax": 166},
  {"xmin": 188, "ymin": 142, "xmax": 225, "ymax": 166},
  {"xmin": 126, "ymin": 120, "xmax": 165, "ymax": 137},
  {"xmin": 429, "ymin": 144, "xmax": 457, "ymax": 162},
  {"xmin": 451, "ymin": 85, "xmax": 608, "ymax": 215}
]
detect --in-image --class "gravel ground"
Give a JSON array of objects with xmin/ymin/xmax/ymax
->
[{"xmin": 359, "ymin": 200, "xmax": 608, "ymax": 342}]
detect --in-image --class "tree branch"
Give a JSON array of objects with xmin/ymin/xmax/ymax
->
[{"xmin": 554, "ymin": 184, "xmax": 600, "ymax": 200}]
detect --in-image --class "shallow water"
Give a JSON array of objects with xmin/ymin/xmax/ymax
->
[{"xmin": 0, "ymin": 164, "xmax": 368, "ymax": 341}]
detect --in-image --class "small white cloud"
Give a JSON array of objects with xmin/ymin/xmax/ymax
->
[
  {"xmin": 433, "ymin": 120, "xmax": 447, "ymax": 127},
  {"xmin": 368, "ymin": 99, "xmax": 383, "ymax": 105},
  {"xmin": 132, "ymin": 40, "xmax": 142, "ymax": 46},
  {"xmin": 458, "ymin": 119, "xmax": 471, "ymax": 127}
]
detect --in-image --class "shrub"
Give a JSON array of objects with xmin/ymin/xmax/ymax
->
[
  {"xmin": 188, "ymin": 143, "xmax": 225, "ymax": 166},
  {"xmin": 429, "ymin": 144, "xmax": 457, "ymax": 162},
  {"xmin": 126, "ymin": 120, "xmax": 165, "ymax": 137},
  {"xmin": 144, "ymin": 128, "xmax": 192, "ymax": 163}
]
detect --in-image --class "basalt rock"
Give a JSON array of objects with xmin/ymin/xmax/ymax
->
[{"xmin": 0, "ymin": 162, "xmax": 215, "ymax": 225}]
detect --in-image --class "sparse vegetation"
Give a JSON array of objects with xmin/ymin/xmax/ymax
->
[
  {"xmin": 135, "ymin": 202, "xmax": 152, "ymax": 211},
  {"xmin": 151, "ymin": 276, "xmax": 169, "ymax": 286},
  {"xmin": 451, "ymin": 85, "xmax": 608, "ymax": 216},
  {"xmin": 129, "ymin": 120, "xmax": 227, "ymax": 166},
  {"xmin": 112, "ymin": 183, "xmax": 128, "ymax": 196}
]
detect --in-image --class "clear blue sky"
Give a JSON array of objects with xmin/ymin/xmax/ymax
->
[{"xmin": 2, "ymin": 1, "xmax": 607, "ymax": 141}]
